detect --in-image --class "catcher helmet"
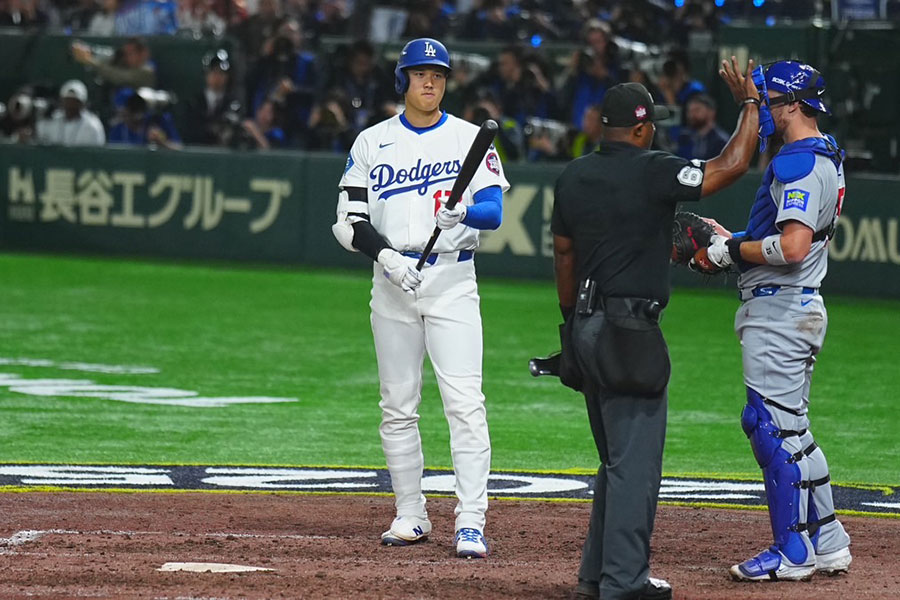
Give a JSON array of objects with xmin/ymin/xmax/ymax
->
[
  {"xmin": 394, "ymin": 38, "xmax": 451, "ymax": 95},
  {"xmin": 754, "ymin": 60, "xmax": 829, "ymax": 115}
]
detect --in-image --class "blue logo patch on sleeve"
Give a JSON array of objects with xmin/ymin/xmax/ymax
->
[
  {"xmin": 343, "ymin": 154, "xmax": 354, "ymax": 176},
  {"xmin": 783, "ymin": 188, "xmax": 810, "ymax": 211}
]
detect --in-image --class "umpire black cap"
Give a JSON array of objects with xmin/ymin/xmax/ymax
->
[{"xmin": 601, "ymin": 83, "xmax": 670, "ymax": 127}]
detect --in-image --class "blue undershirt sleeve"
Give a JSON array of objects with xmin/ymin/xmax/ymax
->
[{"xmin": 462, "ymin": 185, "xmax": 503, "ymax": 230}]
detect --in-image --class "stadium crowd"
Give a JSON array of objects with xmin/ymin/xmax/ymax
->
[{"xmin": 0, "ymin": 0, "xmax": 893, "ymax": 161}]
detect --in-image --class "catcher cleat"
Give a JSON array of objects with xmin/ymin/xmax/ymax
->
[
  {"xmin": 380, "ymin": 515, "xmax": 432, "ymax": 546},
  {"xmin": 816, "ymin": 546, "xmax": 852, "ymax": 575},
  {"xmin": 455, "ymin": 527, "xmax": 488, "ymax": 558},
  {"xmin": 729, "ymin": 546, "xmax": 816, "ymax": 582}
]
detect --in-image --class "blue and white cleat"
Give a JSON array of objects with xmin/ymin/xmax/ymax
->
[
  {"xmin": 455, "ymin": 527, "xmax": 488, "ymax": 559},
  {"xmin": 380, "ymin": 515, "xmax": 432, "ymax": 546},
  {"xmin": 729, "ymin": 546, "xmax": 816, "ymax": 581}
]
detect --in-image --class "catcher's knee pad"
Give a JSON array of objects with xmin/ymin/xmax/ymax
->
[{"xmin": 741, "ymin": 387, "xmax": 812, "ymax": 565}]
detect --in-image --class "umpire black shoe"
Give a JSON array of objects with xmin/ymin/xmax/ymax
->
[
  {"xmin": 571, "ymin": 579, "xmax": 598, "ymax": 600},
  {"xmin": 571, "ymin": 577, "xmax": 672, "ymax": 600},
  {"xmin": 641, "ymin": 577, "xmax": 672, "ymax": 600}
]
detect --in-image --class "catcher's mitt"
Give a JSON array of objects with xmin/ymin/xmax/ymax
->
[{"xmin": 671, "ymin": 211, "xmax": 715, "ymax": 265}]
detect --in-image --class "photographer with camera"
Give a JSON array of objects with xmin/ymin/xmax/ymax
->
[
  {"xmin": 478, "ymin": 45, "xmax": 557, "ymax": 130},
  {"xmin": 35, "ymin": 80, "xmax": 105, "ymax": 147},
  {"xmin": 306, "ymin": 88, "xmax": 354, "ymax": 152},
  {"xmin": 319, "ymin": 39, "xmax": 391, "ymax": 143},
  {"xmin": 462, "ymin": 90, "xmax": 523, "ymax": 162},
  {"xmin": 0, "ymin": 89, "xmax": 38, "ymax": 144},
  {"xmin": 71, "ymin": 36, "xmax": 157, "ymax": 90},
  {"xmin": 108, "ymin": 89, "xmax": 181, "ymax": 149},
  {"xmin": 561, "ymin": 20, "xmax": 621, "ymax": 129},
  {"xmin": 235, "ymin": 98, "xmax": 285, "ymax": 150},
  {"xmin": 185, "ymin": 49, "xmax": 242, "ymax": 146},
  {"xmin": 250, "ymin": 18, "xmax": 317, "ymax": 147}
]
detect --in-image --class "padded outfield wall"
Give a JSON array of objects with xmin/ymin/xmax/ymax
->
[{"xmin": 1, "ymin": 144, "xmax": 898, "ymax": 299}]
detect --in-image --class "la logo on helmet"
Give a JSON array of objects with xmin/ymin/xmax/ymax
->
[{"xmin": 424, "ymin": 42, "xmax": 436, "ymax": 57}]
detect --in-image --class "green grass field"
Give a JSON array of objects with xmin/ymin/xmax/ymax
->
[{"xmin": 0, "ymin": 252, "xmax": 897, "ymax": 485}]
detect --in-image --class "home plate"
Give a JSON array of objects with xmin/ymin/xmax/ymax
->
[{"xmin": 158, "ymin": 562, "xmax": 273, "ymax": 573}]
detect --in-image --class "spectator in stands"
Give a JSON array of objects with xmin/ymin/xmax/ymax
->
[
  {"xmin": 463, "ymin": 89, "xmax": 523, "ymax": 162},
  {"xmin": 0, "ymin": 0, "xmax": 50, "ymax": 27},
  {"xmin": 71, "ymin": 36, "xmax": 156, "ymax": 91},
  {"xmin": 85, "ymin": 0, "xmax": 116, "ymax": 34},
  {"xmin": 560, "ymin": 19, "xmax": 620, "ymax": 127},
  {"xmin": 568, "ymin": 103, "xmax": 602, "ymax": 158},
  {"xmin": 657, "ymin": 49, "xmax": 705, "ymax": 109},
  {"xmin": 177, "ymin": 0, "xmax": 226, "ymax": 36},
  {"xmin": 582, "ymin": 18, "xmax": 620, "ymax": 75},
  {"xmin": 561, "ymin": 48, "xmax": 618, "ymax": 129},
  {"xmin": 404, "ymin": 0, "xmax": 451, "ymax": 39},
  {"xmin": 251, "ymin": 18, "xmax": 316, "ymax": 146},
  {"xmin": 114, "ymin": 0, "xmax": 177, "ymax": 34},
  {"xmin": 672, "ymin": 93, "xmax": 729, "ymax": 160},
  {"xmin": 35, "ymin": 79, "xmax": 105, "ymax": 146},
  {"xmin": 363, "ymin": 99, "xmax": 399, "ymax": 130},
  {"xmin": 625, "ymin": 63, "xmax": 665, "ymax": 108},
  {"xmin": 252, "ymin": 19, "xmax": 319, "ymax": 142},
  {"xmin": 671, "ymin": 0, "xmax": 717, "ymax": 46},
  {"xmin": 307, "ymin": 0, "xmax": 348, "ymax": 41},
  {"xmin": 62, "ymin": 0, "xmax": 101, "ymax": 32},
  {"xmin": 108, "ymin": 90, "xmax": 181, "ymax": 149},
  {"xmin": 184, "ymin": 49, "xmax": 241, "ymax": 146},
  {"xmin": 0, "ymin": 89, "xmax": 36, "ymax": 144},
  {"xmin": 524, "ymin": 116, "xmax": 569, "ymax": 162},
  {"xmin": 481, "ymin": 44, "xmax": 556, "ymax": 128},
  {"xmin": 307, "ymin": 88, "xmax": 353, "ymax": 152},
  {"xmin": 236, "ymin": 98, "xmax": 285, "ymax": 149},
  {"xmin": 230, "ymin": 0, "xmax": 284, "ymax": 66},
  {"xmin": 458, "ymin": 0, "xmax": 517, "ymax": 40},
  {"xmin": 323, "ymin": 39, "xmax": 391, "ymax": 141}
]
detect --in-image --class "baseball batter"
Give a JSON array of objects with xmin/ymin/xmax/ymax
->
[
  {"xmin": 702, "ymin": 60, "xmax": 852, "ymax": 581},
  {"xmin": 332, "ymin": 38, "xmax": 509, "ymax": 559}
]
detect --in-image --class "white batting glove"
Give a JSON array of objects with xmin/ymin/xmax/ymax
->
[
  {"xmin": 706, "ymin": 235, "xmax": 734, "ymax": 268},
  {"xmin": 435, "ymin": 204, "xmax": 467, "ymax": 230},
  {"xmin": 377, "ymin": 248, "xmax": 423, "ymax": 294}
]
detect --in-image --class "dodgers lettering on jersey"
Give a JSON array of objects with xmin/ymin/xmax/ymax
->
[
  {"xmin": 339, "ymin": 112, "xmax": 510, "ymax": 254},
  {"xmin": 739, "ymin": 152, "xmax": 844, "ymax": 291},
  {"xmin": 370, "ymin": 158, "xmax": 462, "ymax": 200}
]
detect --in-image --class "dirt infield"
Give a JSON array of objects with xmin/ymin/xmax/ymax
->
[{"xmin": 1, "ymin": 492, "xmax": 898, "ymax": 599}]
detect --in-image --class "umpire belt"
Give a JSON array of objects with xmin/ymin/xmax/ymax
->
[
  {"xmin": 401, "ymin": 250, "xmax": 474, "ymax": 267},
  {"xmin": 739, "ymin": 285, "xmax": 817, "ymax": 302}
]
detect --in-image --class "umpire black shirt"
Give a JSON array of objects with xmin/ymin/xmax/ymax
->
[{"xmin": 551, "ymin": 140, "xmax": 705, "ymax": 306}]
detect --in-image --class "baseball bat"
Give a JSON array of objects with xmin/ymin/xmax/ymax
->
[{"xmin": 415, "ymin": 119, "xmax": 499, "ymax": 271}]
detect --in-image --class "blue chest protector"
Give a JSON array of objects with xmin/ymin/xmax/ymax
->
[{"xmin": 736, "ymin": 136, "xmax": 843, "ymax": 272}]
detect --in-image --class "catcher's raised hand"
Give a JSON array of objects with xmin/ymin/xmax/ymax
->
[{"xmin": 720, "ymin": 56, "xmax": 759, "ymax": 106}]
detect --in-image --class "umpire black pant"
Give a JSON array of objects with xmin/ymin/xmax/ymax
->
[{"xmin": 573, "ymin": 312, "xmax": 668, "ymax": 600}]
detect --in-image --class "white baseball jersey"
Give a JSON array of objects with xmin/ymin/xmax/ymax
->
[{"xmin": 339, "ymin": 112, "xmax": 510, "ymax": 253}]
